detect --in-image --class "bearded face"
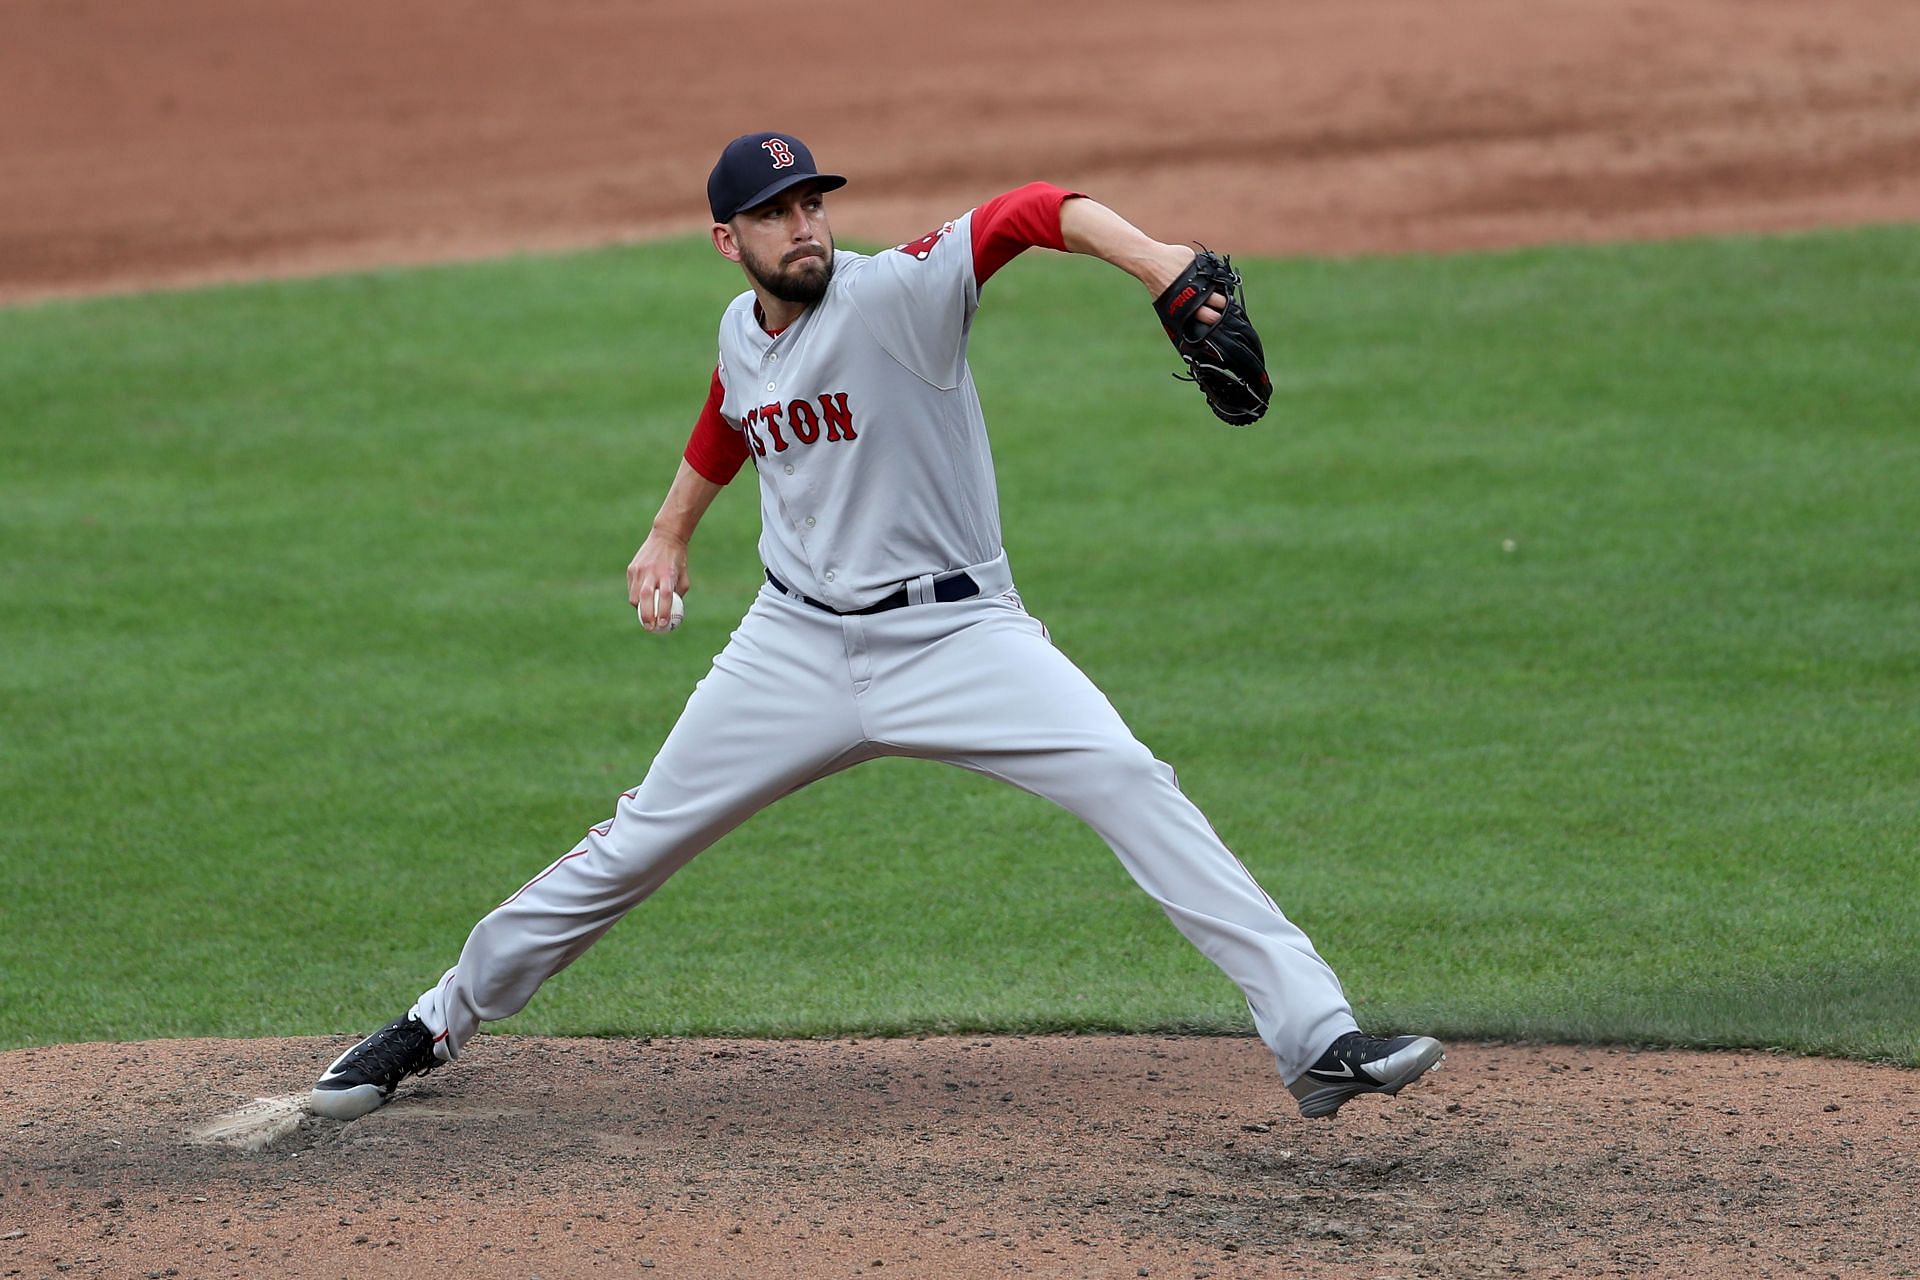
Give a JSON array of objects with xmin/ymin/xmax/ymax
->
[
  {"xmin": 737, "ymin": 234, "xmax": 834, "ymax": 305},
  {"xmin": 724, "ymin": 184, "xmax": 836, "ymax": 308}
]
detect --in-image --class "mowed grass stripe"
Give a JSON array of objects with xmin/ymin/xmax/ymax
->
[{"xmin": 2, "ymin": 227, "xmax": 1915, "ymax": 1061}]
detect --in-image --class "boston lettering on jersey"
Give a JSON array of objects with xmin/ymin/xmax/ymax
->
[
  {"xmin": 681, "ymin": 184, "xmax": 1082, "ymax": 491},
  {"xmin": 739, "ymin": 393, "xmax": 857, "ymax": 456}
]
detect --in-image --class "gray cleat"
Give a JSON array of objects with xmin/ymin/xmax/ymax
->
[
  {"xmin": 310, "ymin": 1013, "xmax": 440, "ymax": 1121},
  {"xmin": 1289, "ymin": 1031, "xmax": 1445, "ymax": 1118}
]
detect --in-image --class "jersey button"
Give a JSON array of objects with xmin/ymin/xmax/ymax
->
[
  {"xmin": 805, "ymin": 516, "xmax": 816, "ymax": 528},
  {"xmin": 766, "ymin": 381, "xmax": 776, "ymax": 391},
  {"xmin": 784, "ymin": 464, "xmax": 794, "ymax": 476},
  {"xmin": 824, "ymin": 571, "xmax": 835, "ymax": 582}
]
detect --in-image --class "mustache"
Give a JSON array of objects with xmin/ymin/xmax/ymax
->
[{"xmin": 783, "ymin": 245, "xmax": 826, "ymax": 265}]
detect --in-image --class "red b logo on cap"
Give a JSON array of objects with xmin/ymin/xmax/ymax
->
[{"xmin": 762, "ymin": 139, "xmax": 796, "ymax": 169}]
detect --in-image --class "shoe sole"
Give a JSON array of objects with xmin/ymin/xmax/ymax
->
[
  {"xmin": 308, "ymin": 1083, "xmax": 392, "ymax": 1122},
  {"xmin": 1294, "ymin": 1036, "xmax": 1446, "ymax": 1119}
]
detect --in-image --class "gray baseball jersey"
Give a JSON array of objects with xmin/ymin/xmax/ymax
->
[{"xmin": 716, "ymin": 212, "xmax": 1000, "ymax": 612}]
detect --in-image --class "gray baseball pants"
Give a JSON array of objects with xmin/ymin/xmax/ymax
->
[{"xmin": 413, "ymin": 580, "xmax": 1358, "ymax": 1082}]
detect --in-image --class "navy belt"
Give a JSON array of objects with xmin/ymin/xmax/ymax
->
[{"xmin": 766, "ymin": 568, "xmax": 980, "ymax": 616}]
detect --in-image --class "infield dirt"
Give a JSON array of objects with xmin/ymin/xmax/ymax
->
[
  {"xmin": 5, "ymin": 1035, "xmax": 1918, "ymax": 1279},
  {"xmin": 4, "ymin": 0, "xmax": 1920, "ymax": 303},
  {"xmin": 3, "ymin": 1, "xmax": 1917, "ymax": 1276}
]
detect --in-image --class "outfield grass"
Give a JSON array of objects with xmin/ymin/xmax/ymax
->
[{"xmin": 2, "ymin": 227, "xmax": 1915, "ymax": 1062}]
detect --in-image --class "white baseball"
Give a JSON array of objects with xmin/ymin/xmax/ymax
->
[{"xmin": 640, "ymin": 589, "xmax": 684, "ymax": 632}]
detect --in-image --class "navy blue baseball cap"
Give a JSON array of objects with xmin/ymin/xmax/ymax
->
[{"xmin": 707, "ymin": 131, "xmax": 846, "ymax": 223}]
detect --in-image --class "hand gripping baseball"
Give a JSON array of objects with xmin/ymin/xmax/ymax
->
[
  {"xmin": 628, "ymin": 531, "xmax": 689, "ymax": 633},
  {"xmin": 1152, "ymin": 248, "xmax": 1272, "ymax": 426}
]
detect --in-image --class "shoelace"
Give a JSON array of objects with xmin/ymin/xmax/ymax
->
[
  {"xmin": 343, "ymin": 1022, "xmax": 436, "ymax": 1083},
  {"xmin": 1309, "ymin": 1032, "xmax": 1390, "ymax": 1077}
]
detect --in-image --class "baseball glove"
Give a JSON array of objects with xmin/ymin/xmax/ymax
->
[{"xmin": 1152, "ymin": 248, "xmax": 1271, "ymax": 426}]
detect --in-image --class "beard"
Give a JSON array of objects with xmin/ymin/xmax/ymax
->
[{"xmin": 741, "ymin": 240, "xmax": 834, "ymax": 305}]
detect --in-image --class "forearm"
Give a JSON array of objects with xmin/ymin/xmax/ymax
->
[
  {"xmin": 630, "ymin": 459, "xmax": 722, "ymax": 622},
  {"xmin": 1059, "ymin": 197, "xmax": 1196, "ymax": 297},
  {"xmin": 649, "ymin": 459, "xmax": 724, "ymax": 547}
]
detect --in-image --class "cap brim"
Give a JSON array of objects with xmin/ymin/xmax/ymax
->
[{"xmin": 724, "ymin": 172, "xmax": 847, "ymax": 222}]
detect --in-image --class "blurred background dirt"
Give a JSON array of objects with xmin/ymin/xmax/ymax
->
[{"xmin": 4, "ymin": 0, "xmax": 1919, "ymax": 303}]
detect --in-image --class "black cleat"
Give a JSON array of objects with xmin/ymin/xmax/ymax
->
[
  {"xmin": 310, "ymin": 1014, "xmax": 440, "ymax": 1120},
  {"xmin": 1289, "ymin": 1031, "xmax": 1445, "ymax": 1118}
]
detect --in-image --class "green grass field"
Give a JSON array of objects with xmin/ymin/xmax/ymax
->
[{"xmin": 3, "ymin": 227, "xmax": 1916, "ymax": 1062}]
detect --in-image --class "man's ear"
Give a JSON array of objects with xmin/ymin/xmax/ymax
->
[{"xmin": 711, "ymin": 222, "xmax": 742, "ymax": 263}]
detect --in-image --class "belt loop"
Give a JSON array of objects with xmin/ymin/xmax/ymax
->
[
  {"xmin": 905, "ymin": 573, "xmax": 936, "ymax": 606},
  {"xmin": 765, "ymin": 568, "xmax": 809, "ymax": 607}
]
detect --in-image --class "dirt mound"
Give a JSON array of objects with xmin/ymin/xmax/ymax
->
[
  {"xmin": 5, "ymin": 0, "xmax": 1919, "ymax": 304},
  {"xmin": 3, "ymin": 1035, "xmax": 1915, "ymax": 1277}
]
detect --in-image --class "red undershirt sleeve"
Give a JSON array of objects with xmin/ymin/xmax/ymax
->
[
  {"xmin": 970, "ymin": 181, "xmax": 1083, "ymax": 287},
  {"xmin": 681, "ymin": 367, "xmax": 749, "ymax": 485}
]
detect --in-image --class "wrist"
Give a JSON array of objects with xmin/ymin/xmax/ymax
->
[{"xmin": 1135, "ymin": 241, "xmax": 1197, "ymax": 297}]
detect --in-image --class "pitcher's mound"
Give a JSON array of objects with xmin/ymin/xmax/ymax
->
[{"xmin": 3, "ymin": 1034, "xmax": 1915, "ymax": 1277}]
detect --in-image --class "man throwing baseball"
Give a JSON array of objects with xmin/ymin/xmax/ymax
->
[{"xmin": 312, "ymin": 132, "xmax": 1443, "ymax": 1123}]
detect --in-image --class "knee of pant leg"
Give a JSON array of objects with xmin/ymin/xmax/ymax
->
[{"xmin": 1071, "ymin": 741, "xmax": 1177, "ymax": 810}]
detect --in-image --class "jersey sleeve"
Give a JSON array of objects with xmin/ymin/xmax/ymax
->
[
  {"xmin": 681, "ymin": 366, "xmax": 749, "ymax": 485},
  {"xmin": 971, "ymin": 181, "xmax": 1078, "ymax": 286},
  {"xmin": 850, "ymin": 181, "xmax": 1080, "ymax": 390}
]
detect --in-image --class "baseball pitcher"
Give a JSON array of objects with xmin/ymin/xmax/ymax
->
[{"xmin": 311, "ymin": 132, "xmax": 1443, "ymax": 1124}]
